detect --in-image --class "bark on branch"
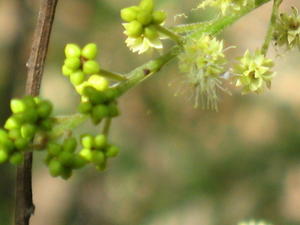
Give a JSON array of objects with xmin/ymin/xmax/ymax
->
[{"xmin": 15, "ymin": 0, "xmax": 59, "ymax": 225}]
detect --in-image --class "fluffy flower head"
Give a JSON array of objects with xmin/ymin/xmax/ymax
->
[{"xmin": 178, "ymin": 35, "xmax": 228, "ymax": 110}]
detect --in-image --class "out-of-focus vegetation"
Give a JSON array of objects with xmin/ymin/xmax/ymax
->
[{"xmin": 1, "ymin": 0, "xmax": 300, "ymax": 225}]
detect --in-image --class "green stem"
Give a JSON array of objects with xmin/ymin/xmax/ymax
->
[
  {"xmin": 103, "ymin": 118, "xmax": 112, "ymax": 135},
  {"xmin": 155, "ymin": 25, "xmax": 183, "ymax": 45},
  {"xmin": 261, "ymin": 0, "xmax": 282, "ymax": 55},
  {"xmin": 50, "ymin": 114, "xmax": 88, "ymax": 139},
  {"xmin": 115, "ymin": 46, "xmax": 180, "ymax": 96},
  {"xmin": 100, "ymin": 69, "xmax": 127, "ymax": 81},
  {"xmin": 170, "ymin": 20, "xmax": 217, "ymax": 34}
]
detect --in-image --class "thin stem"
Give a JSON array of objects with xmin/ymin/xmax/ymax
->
[
  {"xmin": 103, "ymin": 118, "xmax": 112, "ymax": 136},
  {"xmin": 261, "ymin": 0, "xmax": 282, "ymax": 55},
  {"xmin": 15, "ymin": 0, "xmax": 59, "ymax": 225},
  {"xmin": 100, "ymin": 69, "xmax": 127, "ymax": 81},
  {"xmin": 155, "ymin": 25, "xmax": 183, "ymax": 45}
]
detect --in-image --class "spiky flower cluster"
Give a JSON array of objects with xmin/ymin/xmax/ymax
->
[
  {"xmin": 178, "ymin": 35, "xmax": 228, "ymax": 110},
  {"xmin": 121, "ymin": 0, "xmax": 167, "ymax": 54},
  {"xmin": 198, "ymin": 0, "xmax": 254, "ymax": 15},
  {"xmin": 238, "ymin": 220, "xmax": 271, "ymax": 225},
  {"xmin": 79, "ymin": 134, "xmax": 120, "ymax": 171},
  {"xmin": 62, "ymin": 43, "xmax": 120, "ymax": 125},
  {"xmin": 0, "ymin": 96, "xmax": 53, "ymax": 165},
  {"xmin": 233, "ymin": 50, "xmax": 275, "ymax": 94},
  {"xmin": 273, "ymin": 7, "xmax": 300, "ymax": 50}
]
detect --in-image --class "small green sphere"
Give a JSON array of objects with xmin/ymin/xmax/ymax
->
[
  {"xmin": 14, "ymin": 138, "xmax": 30, "ymax": 150},
  {"xmin": 64, "ymin": 57, "xmax": 81, "ymax": 70},
  {"xmin": 10, "ymin": 99, "xmax": 27, "ymax": 114},
  {"xmin": 83, "ymin": 60, "xmax": 100, "ymax": 75},
  {"xmin": 49, "ymin": 159, "xmax": 64, "ymax": 177},
  {"xmin": 21, "ymin": 108, "xmax": 39, "ymax": 123},
  {"xmin": 70, "ymin": 71, "xmax": 85, "ymax": 86},
  {"xmin": 144, "ymin": 26, "xmax": 159, "ymax": 40},
  {"xmin": 82, "ymin": 86, "xmax": 106, "ymax": 104},
  {"xmin": 152, "ymin": 10, "xmax": 166, "ymax": 24},
  {"xmin": 137, "ymin": 11, "xmax": 152, "ymax": 25},
  {"xmin": 63, "ymin": 137, "xmax": 77, "ymax": 153},
  {"xmin": 21, "ymin": 124, "xmax": 37, "ymax": 139},
  {"xmin": 37, "ymin": 100, "xmax": 53, "ymax": 119},
  {"xmin": 82, "ymin": 43, "xmax": 98, "ymax": 60},
  {"xmin": 72, "ymin": 155, "xmax": 87, "ymax": 169},
  {"xmin": 65, "ymin": 43, "xmax": 81, "ymax": 58},
  {"xmin": 92, "ymin": 104, "xmax": 109, "ymax": 121},
  {"xmin": 40, "ymin": 118, "xmax": 54, "ymax": 131},
  {"xmin": 106, "ymin": 145, "xmax": 120, "ymax": 158},
  {"xmin": 80, "ymin": 134, "xmax": 94, "ymax": 149},
  {"xmin": 9, "ymin": 152, "xmax": 24, "ymax": 166},
  {"xmin": 0, "ymin": 149, "xmax": 9, "ymax": 164},
  {"xmin": 94, "ymin": 134, "xmax": 107, "ymax": 149},
  {"xmin": 8, "ymin": 128, "xmax": 22, "ymax": 140},
  {"xmin": 60, "ymin": 168, "xmax": 73, "ymax": 180},
  {"xmin": 23, "ymin": 96, "xmax": 37, "ymax": 108},
  {"xmin": 121, "ymin": 7, "xmax": 139, "ymax": 22},
  {"xmin": 78, "ymin": 101, "xmax": 92, "ymax": 114},
  {"xmin": 62, "ymin": 65, "xmax": 73, "ymax": 76},
  {"xmin": 58, "ymin": 151, "xmax": 74, "ymax": 166},
  {"xmin": 88, "ymin": 75, "xmax": 109, "ymax": 91},
  {"xmin": 4, "ymin": 116, "xmax": 22, "ymax": 130},
  {"xmin": 47, "ymin": 142, "xmax": 62, "ymax": 156},
  {"xmin": 125, "ymin": 21, "xmax": 143, "ymax": 38},
  {"xmin": 79, "ymin": 148, "xmax": 93, "ymax": 162},
  {"xmin": 139, "ymin": 0, "xmax": 154, "ymax": 12},
  {"xmin": 91, "ymin": 151, "xmax": 105, "ymax": 165},
  {"xmin": 104, "ymin": 88, "xmax": 119, "ymax": 101},
  {"xmin": 0, "ymin": 129, "xmax": 9, "ymax": 143}
]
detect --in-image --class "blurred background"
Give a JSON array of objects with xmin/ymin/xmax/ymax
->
[{"xmin": 1, "ymin": 0, "xmax": 300, "ymax": 225}]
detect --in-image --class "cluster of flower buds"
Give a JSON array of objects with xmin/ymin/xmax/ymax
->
[
  {"xmin": 233, "ymin": 50, "xmax": 275, "ymax": 94},
  {"xmin": 121, "ymin": 0, "xmax": 167, "ymax": 54},
  {"xmin": 273, "ymin": 7, "xmax": 300, "ymax": 50},
  {"xmin": 79, "ymin": 134, "xmax": 119, "ymax": 171},
  {"xmin": 62, "ymin": 43, "xmax": 120, "ymax": 124},
  {"xmin": 0, "ymin": 96, "xmax": 53, "ymax": 165},
  {"xmin": 45, "ymin": 137, "xmax": 86, "ymax": 179}
]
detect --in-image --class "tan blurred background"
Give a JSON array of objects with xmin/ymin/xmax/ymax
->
[{"xmin": 1, "ymin": 0, "xmax": 300, "ymax": 225}]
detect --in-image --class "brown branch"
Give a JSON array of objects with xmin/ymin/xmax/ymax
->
[{"xmin": 15, "ymin": 0, "xmax": 59, "ymax": 225}]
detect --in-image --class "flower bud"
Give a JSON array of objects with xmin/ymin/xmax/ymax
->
[
  {"xmin": 83, "ymin": 60, "xmax": 100, "ymax": 75},
  {"xmin": 65, "ymin": 43, "xmax": 81, "ymax": 58},
  {"xmin": 82, "ymin": 43, "xmax": 98, "ymax": 60},
  {"xmin": 137, "ymin": 11, "xmax": 152, "ymax": 25},
  {"xmin": 70, "ymin": 71, "xmax": 85, "ymax": 86},
  {"xmin": 10, "ymin": 99, "xmax": 27, "ymax": 114},
  {"xmin": 121, "ymin": 6, "xmax": 139, "ymax": 22},
  {"xmin": 88, "ymin": 75, "xmax": 109, "ymax": 91},
  {"xmin": 152, "ymin": 10, "xmax": 166, "ymax": 24},
  {"xmin": 124, "ymin": 21, "xmax": 143, "ymax": 38}
]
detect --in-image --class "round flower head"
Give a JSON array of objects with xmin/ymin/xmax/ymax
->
[
  {"xmin": 198, "ymin": 0, "xmax": 255, "ymax": 15},
  {"xmin": 178, "ymin": 35, "xmax": 228, "ymax": 110},
  {"xmin": 273, "ymin": 7, "xmax": 300, "ymax": 50},
  {"xmin": 233, "ymin": 50, "xmax": 275, "ymax": 94}
]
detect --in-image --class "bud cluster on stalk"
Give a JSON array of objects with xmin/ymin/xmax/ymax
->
[{"xmin": 0, "ymin": 96, "xmax": 53, "ymax": 165}]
